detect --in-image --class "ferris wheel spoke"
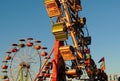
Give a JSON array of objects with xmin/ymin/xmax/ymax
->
[
  {"xmin": 10, "ymin": 66, "xmax": 20, "ymax": 77},
  {"xmin": 15, "ymin": 68, "xmax": 21, "ymax": 81},
  {"xmin": 9, "ymin": 66, "xmax": 20, "ymax": 81},
  {"xmin": 29, "ymin": 49, "xmax": 38, "ymax": 58},
  {"xmin": 15, "ymin": 49, "xmax": 24, "ymax": 61},
  {"xmin": 28, "ymin": 69, "xmax": 35, "ymax": 81},
  {"xmin": 27, "ymin": 52, "xmax": 40, "ymax": 65},
  {"xmin": 13, "ymin": 56, "xmax": 22, "ymax": 63},
  {"xmin": 23, "ymin": 46, "xmax": 27, "ymax": 61},
  {"xmin": 29, "ymin": 52, "xmax": 38, "ymax": 59},
  {"xmin": 28, "ymin": 46, "xmax": 32, "ymax": 56},
  {"xmin": 30, "ymin": 69, "xmax": 38, "ymax": 81},
  {"xmin": 10, "ymin": 65, "xmax": 19, "ymax": 71},
  {"xmin": 28, "ymin": 60, "xmax": 38, "ymax": 65}
]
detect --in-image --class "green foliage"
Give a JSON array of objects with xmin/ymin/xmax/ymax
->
[{"xmin": 118, "ymin": 76, "xmax": 120, "ymax": 81}]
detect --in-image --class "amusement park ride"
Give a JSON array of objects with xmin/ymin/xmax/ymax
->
[{"xmin": 0, "ymin": 0, "xmax": 108, "ymax": 81}]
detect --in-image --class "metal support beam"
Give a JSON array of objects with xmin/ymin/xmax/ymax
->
[{"xmin": 51, "ymin": 40, "xmax": 64, "ymax": 81}]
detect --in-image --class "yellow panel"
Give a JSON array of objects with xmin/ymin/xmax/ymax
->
[
  {"xmin": 52, "ymin": 22, "xmax": 65, "ymax": 33},
  {"xmin": 55, "ymin": 33, "xmax": 67, "ymax": 41},
  {"xmin": 52, "ymin": 22, "xmax": 68, "ymax": 41},
  {"xmin": 66, "ymin": 69, "xmax": 77, "ymax": 75},
  {"xmin": 44, "ymin": 0, "xmax": 55, "ymax": 4},
  {"xmin": 44, "ymin": 0, "xmax": 61, "ymax": 17},
  {"xmin": 59, "ymin": 46, "xmax": 75, "ymax": 60}
]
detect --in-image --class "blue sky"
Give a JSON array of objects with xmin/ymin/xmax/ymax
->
[{"xmin": 0, "ymin": 0, "xmax": 120, "ymax": 80}]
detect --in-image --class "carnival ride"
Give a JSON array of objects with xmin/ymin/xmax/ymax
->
[
  {"xmin": 1, "ymin": 0, "xmax": 108, "ymax": 81},
  {"xmin": 0, "ymin": 38, "xmax": 49, "ymax": 81}
]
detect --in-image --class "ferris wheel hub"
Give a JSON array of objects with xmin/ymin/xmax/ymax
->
[{"xmin": 19, "ymin": 62, "xmax": 30, "ymax": 68}]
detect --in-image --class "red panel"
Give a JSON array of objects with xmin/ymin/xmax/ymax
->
[{"xmin": 51, "ymin": 40, "xmax": 64, "ymax": 81}]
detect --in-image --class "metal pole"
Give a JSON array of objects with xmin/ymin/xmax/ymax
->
[
  {"xmin": 61, "ymin": 0, "xmax": 83, "ymax": 58},
  {"xmin": 25, "ymin": 68, "xmax": 28, "ymax": 81},
  {"xmin": 20, "ymin": 67, "xmax": 23, "ymax": 81}
]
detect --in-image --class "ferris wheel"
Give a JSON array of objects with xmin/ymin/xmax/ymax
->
[{"xmin": 0, "ymin": 38, "xmax": 48, "ymax": 81}]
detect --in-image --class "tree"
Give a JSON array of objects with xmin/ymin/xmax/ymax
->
[{"xmin": 118, "ymin": 76, "xmax": 120, "ymax": 81}]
